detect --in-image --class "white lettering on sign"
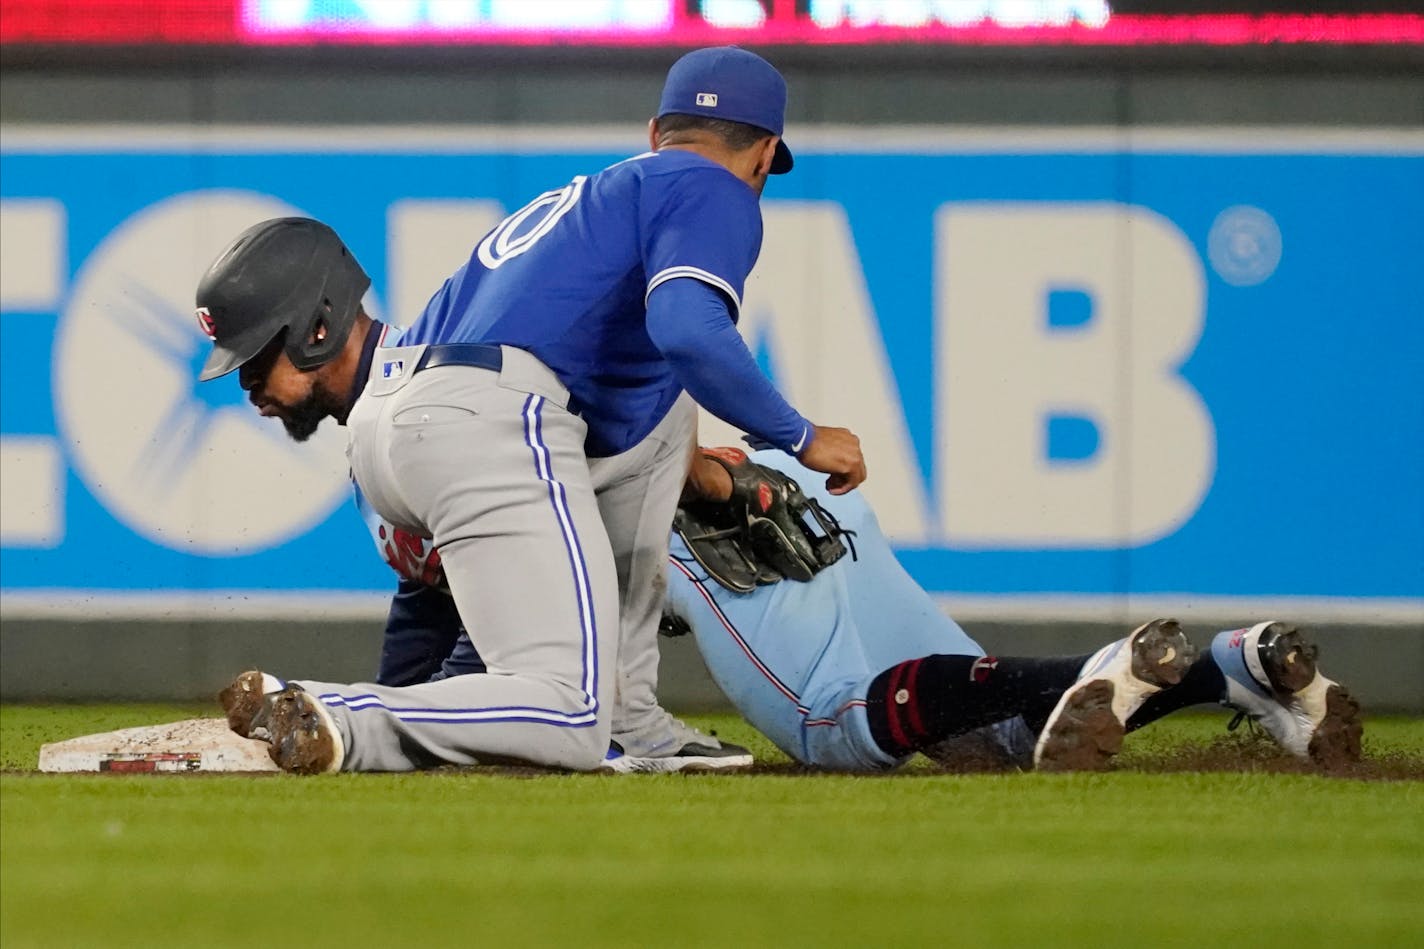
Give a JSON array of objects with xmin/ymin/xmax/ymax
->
[
  {"xmin": 936, "ymin": 203, "xmax": 1214, "ymax": 547},
  {"xmin": 53, "ymin": 190, "xmax": 352, "ymax": 554},
  {"xmin": 387, "ymin": 200, "xmax": 505, "ymax": 327},
  {"xmin": 0, "ymin": 437, "xmax": 64, "ymax": 547},
  {"xmin": 0, "ymin": 198, "xmax": 66, "ymax": 311},
  {"xmin": 0, "ymin": 200, "xmax": 69, "ymax": 546},
  {"xmin": 808, "ymin": 0, "xmax": 1110, "ymax": 29},
  {"xmin": 699, "ymin": 202, "xmax": 933, "ymax": 543}
]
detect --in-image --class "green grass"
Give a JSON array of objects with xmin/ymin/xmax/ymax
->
[{"xmin": 3, "ymin": 705, "xmax": 1422, "ymax": 949}]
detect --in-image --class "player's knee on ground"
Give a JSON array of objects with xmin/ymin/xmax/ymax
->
[{"xmin": 558, "ymin": 716, "xmax": 612, "ymax": 772}]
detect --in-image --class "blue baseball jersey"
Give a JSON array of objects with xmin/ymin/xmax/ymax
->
[
  {"xmin": 399, "ymin": 149, "xmax": 768, "ymax": 458},
  {"xmin": 664, "ymin": 452, "xmax": 1016, "ymax": 770}
]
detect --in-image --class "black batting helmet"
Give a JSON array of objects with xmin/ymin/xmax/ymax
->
[{"xmin": 195, "ymin": 217, "xmax": 370, "ymax": 382}]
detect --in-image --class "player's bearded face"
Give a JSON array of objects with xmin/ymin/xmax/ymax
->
[
  {"xmin": 240, "ymin": 337, "xmax": 340, "ymax": 442},
  {"xmin": 268, "ymin": 384, "xmax": 341, "ymax": 442}
]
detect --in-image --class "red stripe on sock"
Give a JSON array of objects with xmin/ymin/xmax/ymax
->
[
  {"xmin": 885, "ymin": 661, "xmax": 910, "ymax": 751},
  {"xmin": 903, "ymin": 658, "xmax": 926, "ymax": 739}
]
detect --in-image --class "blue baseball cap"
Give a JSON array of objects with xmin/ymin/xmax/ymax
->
[{"xmin": 657, "ymin": 46, "xmax": 793, "ymax": 175}]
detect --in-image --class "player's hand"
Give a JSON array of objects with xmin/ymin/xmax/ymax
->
[
  {"xmin": 682, "ymin": 448, "xmax": 736, "ymax": 503},
  {"xmin": 798, "ymin": 425, "xmax": 866, "ymax": 495}
]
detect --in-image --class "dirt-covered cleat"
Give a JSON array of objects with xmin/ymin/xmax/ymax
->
[
  {"xmin": 1035, "ymin": 618, "xmax": 1197, "ymax": 772},
  {"xmin": 599, "ymin": 738, "xmax": 754, "ymax": 774},
  {"xmin": 265, "ymin": 687, "xmax": 345, "ymax": 774},
  {"xmin": 219, "ymin": 670, "xmax": 274, "ymax": 739},
  {"xmin": 1211, "ymin": 622, "xmax": 1363, "ymax": 767}
]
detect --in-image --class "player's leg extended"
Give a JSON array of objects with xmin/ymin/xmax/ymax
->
[
  {"xmin": 669, "ymin": 551, "xmax": 874, "ymax": 768},
  {"xmin": 812, "ymin": 513, "xmax": 1040, "ymax": 769},
  {"xmin": 286, "ymin": 354, "xmax": 617, "ymax": 772},
  {"xmin": 1030, "ymin": 619, "xmax": 1197, "ymax": 771},
  {"xmin": 699, "ymin": 568, "xmax": 1037, "ymax": 771},
  {"xmin": 1127, "ymin": 622, "xmax": 1362, "ymax": 766},
  {"xmin": 669, "ymin": 524, "xmax": 1066, "ymax": 771}
]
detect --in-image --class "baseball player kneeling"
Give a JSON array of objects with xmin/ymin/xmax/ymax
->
[{"xmin": 206, "ymin": 46, "xmax": 866, "ymax": 774}]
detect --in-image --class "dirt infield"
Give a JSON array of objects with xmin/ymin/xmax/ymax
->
[
  {"xmin": 1115, "ymin": 732, "xmax": 1424, "ymax": 782},
  {"xmin": 740, "ymin": 729, "xmax": 1424, "ymax": 780}
]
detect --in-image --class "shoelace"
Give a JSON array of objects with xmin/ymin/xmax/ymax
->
[
  {"xmin": 1226, "ymin": 711, "xmax": 1268, "ymax": 741},
  {"xmin": 812, "ymin": 504, "xmax": 859, "ymax": 562}
]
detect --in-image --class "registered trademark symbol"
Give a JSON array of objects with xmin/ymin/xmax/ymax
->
[{"xmin": 1207, "ymin": 205, "xmax": 1282, "ymax": 287}]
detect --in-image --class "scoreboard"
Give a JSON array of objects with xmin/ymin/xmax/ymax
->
[{"xmin": 2, "ymin": 0, "xmax": 1421, "ymax": 47}]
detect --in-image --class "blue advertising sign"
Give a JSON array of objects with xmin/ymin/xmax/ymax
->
[{"xmin": 1, "ymin": 129, "xmax": 1420, "ymax": 607}]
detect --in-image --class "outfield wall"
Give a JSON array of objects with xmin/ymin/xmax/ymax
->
[{"xmin": 1, "ymin": 53, "xmax": 1420, "ymax": 705}]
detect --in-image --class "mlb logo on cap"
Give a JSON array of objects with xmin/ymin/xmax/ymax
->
[{"xmin": 657, "ymin": 46, "xmax": 794, "ymax": 174}]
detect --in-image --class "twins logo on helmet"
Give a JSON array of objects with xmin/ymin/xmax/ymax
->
[{"xmin": 195, "ymin": 307, "xmax": 217, "ymax": 340}]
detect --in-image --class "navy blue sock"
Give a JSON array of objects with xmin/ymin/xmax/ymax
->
[
  {"xmin": 865, "ymin": 654, "xmax": 1090, "ymax": 758},
  {"xmin": 1125, "ymin": 652, "xmax": 1226, "ymax": 732}
]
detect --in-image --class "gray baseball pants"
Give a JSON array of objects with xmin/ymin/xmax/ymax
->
[{"xmin": 296, "ymin": 344, "xmax": 693, "ymax": 771}]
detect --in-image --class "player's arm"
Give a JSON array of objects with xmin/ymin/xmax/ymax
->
[
  {"xmin": 646, "ymin": 277, "xmax": 806, "ymax": 450},
  {"xmin": 377, "ymin": 579, "xmax": 464, "ymax": 686},
  {"xmin": 641, "ymin": 168, "xmax": 865, "ymax": 493},
  {"xmin": 646, "ymin": 278, "xmax": 865, "ymax": 494},
  {"xmin": 682, "ymin": 439, "xmax": 734, "ymax": 503}
]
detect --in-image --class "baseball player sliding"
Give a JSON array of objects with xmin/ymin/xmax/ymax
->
[
  {"xmin": 198, "ymin": 47, "xmax": 866, "ymax": 774},
  {"xmin": 664, "ymin": 448, "xmax": 1364, "ymax": 771},
  {"xmin": 349, "ymin": 447, "xmax": 1364, "ymax": 774}
]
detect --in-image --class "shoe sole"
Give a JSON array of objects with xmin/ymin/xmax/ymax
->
[
  {"xmin": 1308, "ymin": 685, "xmax": 1364, "ymax": 768},
  {"xmin": 1128, "ymin": 618, "xmax": 1195, "ymax": 691},
  {"xmin": 1036, "ymin": 619, "xmax": 1196, "ymax": 772},
  {"xmin": 1035, "ymin": 680, "xmax": 1124, "ymax": 772},
  {"xmin": 218, "ymin": 670, "xmax": 267, "ymax": 738},
  {"xmin": 1253, "ymin": 625, "xmax": 1363, "ymax": 766},
  {"xmin": 267, "ymin": 690, "xmax": 339, "ymax": 774},
  {"xmin": 1255, "ymin": 624, "xmax": 1319, "ymax": 694},
  {"xmin": 601, "ymin": 753, "xmax": 755, "ymax": 775}
]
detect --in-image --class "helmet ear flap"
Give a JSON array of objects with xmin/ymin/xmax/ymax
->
[
  {"xmin": 289, "ymin": 239, "xmax": 369, "ymax": 371},
  {"xmin": 286, "ymin": 298, "xmax": 341, "ymax": 371}
]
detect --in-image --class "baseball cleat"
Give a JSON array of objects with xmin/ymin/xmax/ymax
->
[
  {"xmin": 265, "ymin": 687, "xmax": 345, "ymax": 775},
  {"xmin": 219, "ymin": 670, "xmax": 273, "ymax": 740},
  {"xmin": 1034, "ymin": 618, "xmax": 1196, "ymax": 772},
  {"xmin": 600, "ymin": 738, "xmax": 754, "ymax": 774},
  {"xmin": 1211, "ymin": 622, "xmax": 1362, "ymax": 767}
]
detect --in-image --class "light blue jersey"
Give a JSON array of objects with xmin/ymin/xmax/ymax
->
[{"xmin": 665, "ymin": 451, "xmax": 988, "ymax": 770}]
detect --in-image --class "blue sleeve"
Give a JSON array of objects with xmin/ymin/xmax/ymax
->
[
  {"xmin": 640, "ymin": 165, "xmax": 762, "ymax": 317},
  {"xmin": 645, "ymin": 277, "xmax": 811, "ymax": 454},
  {"xmin": 376, "ymin": 580, "xmax": 465, "ymax": 686},
  {"xmin": 430, "ymin": 632, "xmax": 488, "ymax": 682}
]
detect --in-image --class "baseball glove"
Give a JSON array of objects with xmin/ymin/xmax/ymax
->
[{"xmin": 674, "ymin": 448, "xmax": 851, "ymax": 594}]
